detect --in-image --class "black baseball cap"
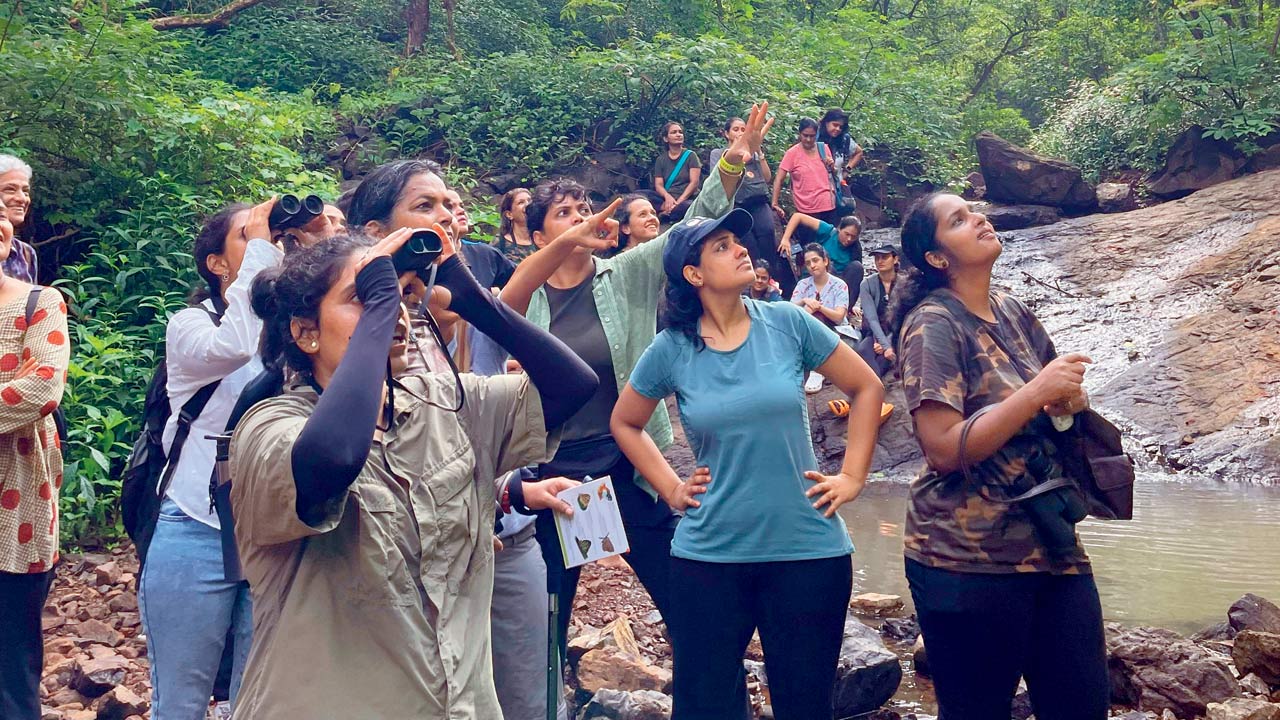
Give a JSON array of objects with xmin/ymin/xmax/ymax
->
[
  {"xmin": 662, "ymin": 209, "xmax": 754, "ymax": 284},
  {"xmin": 870, "ymin": 243, "xmax": 899, "ymax": 256}
]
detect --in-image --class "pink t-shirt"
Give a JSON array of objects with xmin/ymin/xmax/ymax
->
[{"xmin": 779, "ymin": 143, "xmax": 835, "ymax": 213}]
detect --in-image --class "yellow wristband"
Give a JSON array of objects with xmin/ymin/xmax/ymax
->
[{"xmin": 718, "ymin": 154, "xmax": 745, "ymax": 175}]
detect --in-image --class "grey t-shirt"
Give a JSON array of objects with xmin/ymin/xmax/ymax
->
[{"xmin": 545, "ymin": 273, "xmax": 619, "ymax": 441}]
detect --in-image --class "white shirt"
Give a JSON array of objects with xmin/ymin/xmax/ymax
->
[{"xmin": 160, "ymin": 239, "xmax": 282, "ymax": 528}]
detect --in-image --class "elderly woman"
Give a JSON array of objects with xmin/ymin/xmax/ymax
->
[{"xmin": 0, "ymin": 155, "xmax": 39, "ymax": 283}]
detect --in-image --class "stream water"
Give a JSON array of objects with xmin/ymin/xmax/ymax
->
[{"xmin": 841, "ymin": 471, "xmax": 1280, "ymax": 634}]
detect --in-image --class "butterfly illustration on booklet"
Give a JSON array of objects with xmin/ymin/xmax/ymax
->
[{"xmin": 555, "ymin": 476, "xmax": 630, "ymax": 567}]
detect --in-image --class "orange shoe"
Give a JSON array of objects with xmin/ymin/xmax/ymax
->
[
  {"xmin": 880, "ymin": 403, "xmax": 895, "ymax": 425},
  {"xmin": 828, "ymin": 399, "xmax": 850, "ymax": 418}
]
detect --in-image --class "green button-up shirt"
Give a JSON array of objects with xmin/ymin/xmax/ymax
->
[{"xmin": 524, "ymin": 169, "xmax": 735, "ymax": 495}]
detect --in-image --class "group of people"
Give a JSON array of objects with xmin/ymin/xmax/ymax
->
[{"xmin": 0, "ymin": 96, "xmax": 1109, "ymax": 720}]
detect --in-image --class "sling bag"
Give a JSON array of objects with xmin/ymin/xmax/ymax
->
[
  {"xmin": 664, "ymin": 149, "xmax": 693, "ymax": 190},
  {"xmin": 817, "ymin": 143, "xmax": 855, "ymax": 217}
]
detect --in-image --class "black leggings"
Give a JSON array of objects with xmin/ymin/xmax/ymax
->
[
  {"xmin": 0, "ymin": 568, "xmax": 55, "ymax": 720},
  {"xmin": 905, "ymin": 559, "xmax": 1108, "ymax": 720},
  {"xmin": 669, "ymin": 555, "xmax": 852, "ymax": 720}
]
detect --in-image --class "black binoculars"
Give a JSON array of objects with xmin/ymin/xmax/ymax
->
[
  {"xmin": 268, "ymin": 194, "xmax": 324, "ymax": 231},
  {"xmin": 391, "ymin": 228, "xmax": 446, "ymax": 275},
  {"xmin": 1019, "ymin": 447, "xmax": 1089, "ymax": 558}
]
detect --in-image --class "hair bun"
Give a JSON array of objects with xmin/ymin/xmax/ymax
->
[{"xmin": 250, "ymin": 267, "xmax": 284, "ymax": 321}]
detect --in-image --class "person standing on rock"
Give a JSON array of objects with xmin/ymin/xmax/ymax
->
[
  {"xmin": 886, "ymin": 192, "xmax": 1108, "ymax": 720},
  {"xmin": 771, "ymin": 118, "xmax": 837, "ymax": 250},
  {"xmin": 0, "ymin": 203, "xmax": 70, "ymax": 720},
  {"xmin": 611, "ymin": 209, "xmax": 884, "ymax": 720},
  {"xmin": 138, "ymin": 199, "xmax": 281, "ymax": 720},
  {"xmin": 652, "ymin": 121, "xmax": 702, "ymax": 223},
  {"xmin": 498, "ymin": 187, "xmax": 537, "ymax": 266},
  {"xmin": 816, "ymin": 108, "xmax": 863, "ymax": 195},
  {"xmin": 712, "ymin": 116, "xmax": 795, "ymax": 297},
  {"xmin": 498, "ymin": 105, "xmax": 772, "ymax": 666},
  {"xmin": 228, "ymin": 224, "xmax": 599, "ymax": 718}
]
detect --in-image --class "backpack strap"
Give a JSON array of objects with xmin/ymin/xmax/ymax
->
[
  {"xmin": 664, "ymin": 149, "xmax": 693, "ymax": 190},
  {"xmin": 156, "ymin": 380, "xmax": 222, "ymax": 499},
  {"xmin": 24, "ymin": 287, "xmax": 42, "ymax": 325}
]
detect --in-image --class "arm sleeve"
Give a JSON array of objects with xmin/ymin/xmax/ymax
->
[
  {"xmin": 860, "ymin": 278, "xmax": 892, "ymax": 347},
  {"xmin": 435, "ymin": 255, "xmax": 597, "ymax": 430},
  {"xmin": 785, "ymin": 302, "xmax": 840, "ymax": 372},
  {"xmin": 166, "ymin": 239, "xmax": 282, "ymax": 385},
  {"xmin": 900, "ymin": 307, "xmax": 967, "ymax": 414},
  {"xmin": 1006, "ymin": 294, "xmax": 1058, "ymax": 366},
  {"xmin": 289, "ymin": 257, "xmax": 401, "ymax": 518},
  {"xmin": 0, "ymin": 289, "xmax": 69, "ymax": 433},
  {"xmin": 627, "ymin": 334, "xmax": 677, "ymax": 400}
]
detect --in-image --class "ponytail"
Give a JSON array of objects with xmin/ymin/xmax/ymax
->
[{"xmin": 886, "ymin": 192, "xmax": 949, "ymax": 344}]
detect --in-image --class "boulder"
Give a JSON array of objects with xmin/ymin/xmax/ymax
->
[
  {"xmin": 832, "ymin": 615, "xmax": 902, "ymax": 718},
  {"xmin": 70, "ymin": 656, "xmax": 128, "ymax": 698},
  {"xmin": 1096, "ymin": 182, "xmax": 1137, "ymax": 213},
  {"xmin": 569, "ymin": 615, "xmax": 643, "ymax": 662},
  {"xmin": 849, "ymin": 593, "xmax": 904, "ymax": 616},
  {"xmin": 1234, "ymin": 631, "xmax": 1280, "ymax": 686},
  {"xmin": 962, "ymin": 171, "xmax": 986, "ymax": 200},
  {"xmin": 1231, "ymin": 595, "xmax": 1280, "ymax": 635},
  {"xmin": 981, "ymin": 203, "xmax": 1062, "ymax": 230},
  {"xmin": 577, "ymin": 645, "xmax": 672, "ymax": 695},
  {"xmin": 1206, "ymin": 698, "xmax": 1280, "ymax": 720},
  {"xmin": 1107, "ymin": 625, "xmax": 1238, "ymax": 717},
  {"xmin": 1194, "ymin": 621, "xmax": 1238, "ymax": 642},
  {"xmin": 1240, "ymin": 674, "xmax": 1273, "ymax": 697},
  {"xmin": 974, "ymin": 131, "xmax": 1096, "ymax": 212},
  {"xmin": 879, "ymin": 615, "xmax": 920, "ymax": 645},
  {"xmin": 848, "ymin": 147, "xmax": 935, "ymax": 222},
  {"xmin": 93, "ymin": 686, "xmax": 147, "ymax": 720},
  {"xmin": 579, "ymin": 689, "xmax": 672, "ymax": 720},
  {"xmin": 1148, "ymin": 126, "xmax": 1245, "ymax": 198},
  {"xmin": 546, "ymin": 151, "xmax": 644, "ymax": 203}
]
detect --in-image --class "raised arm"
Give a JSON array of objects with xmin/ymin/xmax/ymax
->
[
  {"xmin": 497, "ymin": 198, "xmax": 623, "ymax": 316},
  {"xmin": 778, "ymin": 211, "xmax": 821, "ymax": 255}
]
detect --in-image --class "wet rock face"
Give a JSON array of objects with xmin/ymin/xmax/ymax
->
[
  {"xmin": 1231, "ymin": 594, "xmax": 1280, "ymax": 635},
  {"xmin": 1106, "ymin": 625, "xmax": 1238, "ymax": 717},
  {"xmin": 979, "ymin": 203, "xmax": 1063, "ymax": 231},
  {"xmin": 1234, "ymin": 631, "xmax": 1280, "ymax": 687},
  {"xmin": 974, "ymin": 131, "xmax": 1097, "ymax": 212},
  {"xmin": 832, "ymin": 615, "xmax": 903, "ymax": 718}
]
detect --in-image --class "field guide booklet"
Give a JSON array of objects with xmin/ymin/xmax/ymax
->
[{"xmin": 554, "ymin": 476, "xmax": 630, "ymax": 568}]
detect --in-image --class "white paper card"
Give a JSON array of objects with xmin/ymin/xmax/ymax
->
[{"xmin": 553, "ymin": 476, "xmax": 630, "ymax": 568}]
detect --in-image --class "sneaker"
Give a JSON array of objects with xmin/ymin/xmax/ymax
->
[
  {"xmin": 805, "ymin": 371, "xmax": 825, "ymax": 394},
  {"xmin": 209, "ymin": 701, "xmax": 232, "ymax": 720}
]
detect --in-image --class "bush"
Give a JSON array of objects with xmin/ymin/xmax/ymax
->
[{"xmin": 1031, "ymin": 81, "xmax": 1173, "ymax": 181}]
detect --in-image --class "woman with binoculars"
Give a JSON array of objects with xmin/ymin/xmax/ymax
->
[
  {"xmin": 137, "ymin": 197, "xmax": 281, "ymax": 719},
  {"xmin": 226, "ymin": 159, "xmax": 613, "ymax": 716},
  {"xmin": 888, "ymin": 192, "xmax": 1107, "ymax": 720}
]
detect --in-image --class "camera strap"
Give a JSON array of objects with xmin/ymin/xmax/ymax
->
[{"xmin": 413, "ymin": 263, "xmax": 467, "ymax": 413}]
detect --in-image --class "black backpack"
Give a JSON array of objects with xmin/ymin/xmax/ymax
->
[{"xmin": 120, "ymin": 305, "xmax": 222, "ymax": 568}]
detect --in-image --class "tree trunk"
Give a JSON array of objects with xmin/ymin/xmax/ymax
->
[
  {"xmin": 404, "ymin": 0, "xmax": 431, "ymax": 56},
  {"xmin": 149, "ymin": 0, "xmax": 270, "ymax": 30},
  {"xmin": 443, "ymin": 0, "xmax": 459, "ymax": 59}
]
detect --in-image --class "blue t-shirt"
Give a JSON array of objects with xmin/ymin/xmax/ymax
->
[
  {"xmin": 817, "ymin": 221, "xmax": 857, "ymax": 274},
  {"xmin": 629, "ymin": 299, "xmax": 855, "ymax": 563}
]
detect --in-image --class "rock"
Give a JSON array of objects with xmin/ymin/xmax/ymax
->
[
  {"xmin": 63, "ymin": 711, "xmax": 97, "ymax": 720},
  {"xmin": 92, "ymin": 562, "xmax": 121, "ymax": 587},
  {"xmin": 70, "ymin": 656, "xmax": 128, "ymax": 698},
  {"xmin": 1148, "ymin": 126, "xmax": 1246, "ymax": 198},
  {"xmin": 1243, "ymin": 144, "xmax": 1280, "ymax": 175},
  {"xmin": 92, "ymin": 686, "xmax": 147, "ymax": 720},
  {"xmin": 1096, "ymin": 182, "xmax": 1137, "ymax": 213},
  {"xmin": 1107, "ymin": 625, "xmax": 1238, "ymax": 717},
  {"xmin": 1234, "ymin": 631, "xmax": 1280, "ymax": 686},
  {"xmin": 72, "ymin": 620, "xmax": 122, "ymax": 648},
  {"xmin": 879, "ymin": 615, "xmax": 920, "ymax": 644},
  {"xmin": 1011, "ymin": 683, "xmax": 1033, "ymax": 720},
  {"xmin": 849, "ymin": 593, "xmax": 904, "ymax": 616},
  {"xmin": 105, "ymin": 594, "xmax": 136, "ymax": 613},
  {"xmin": 912, "ymin": 635, "xmax": 929, "ymax": 678},
  {"xmin": 1230, "ymin": 595, "xmax": 1280, "ymax": 635},
  {"xmin": 1112, "ymin": 712, "xmax": 1158, "ymax": 720},
  {"xmin": 832, "ymin": 615, "xmax": 902, "ymax": 718},
  {"xmin": 963, "ymin": 171, "xmax": 987, "ymax": 199},
  {"xmin": 546, "ymin": 151, "xmax": 645, "ymax": 203},
  {"xmin": 974, "ymin": 131, "xmax": 1096, "ymax": 211},
  {"xmin": 1194, "ymin": 621, "xmax": 1238, "ymax": 642},
  {"xmin": 41, "ymin": 706, "xmax": 64, "ymax": 720},
  {"xmin": 569, "ymin": 615, "xmax": 643, "ymax": 662},
  {"xmin": 1206, "ymin": 698, "xmax": 1280, "ymax": 720},
  {"xmin": 1241, "ymin": 674, "xmax": 1273, "ymax": 697},
  {"xmin": 577, "ymin": 645, "xmax": 672, "ymax": 695},
  {"xmin": 579, "ymin": 688, "xmax": 672, "ymax": 720},
  {"xmin": 47, "ymin": 687, "xmax": 87, "ymax": 706},
  {"xmin": 981, "ymin": 203, "xmax": 1063, "ymax": 230}
]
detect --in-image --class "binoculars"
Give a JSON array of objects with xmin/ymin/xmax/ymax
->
[
  {"xmin": 268, "ymin": 194, "xmax": 325, "ymax": 231},
  {"xmin": 391, "ymin": 227, "xmax": 446, "ymax": 275}
]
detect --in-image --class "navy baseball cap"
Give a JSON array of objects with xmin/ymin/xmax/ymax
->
[
  {"xmin": 662, "ymin": 209, "xmax": 754, "ymax": 284},
  {"xmin": 870, "ymin": 243, "xmax": 899, "ymax": 256}
]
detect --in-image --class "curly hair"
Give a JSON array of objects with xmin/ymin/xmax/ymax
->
[{"xmin": 885, "ymin": 192, "xmax": 950, "ymax": 345}]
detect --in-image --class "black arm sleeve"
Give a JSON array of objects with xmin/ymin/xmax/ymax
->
[
  {"xmin": 434, "ymin": 255, "xmax": 597, "ymax": 430},
  {"xmin": 290, "ymin": 257, "xmax": 401, "ymax": 517}
]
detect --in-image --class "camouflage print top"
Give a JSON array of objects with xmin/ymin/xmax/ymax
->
[{"xmin": 899, "ymin": 288, "xmax": 1091, "ymax": 575}]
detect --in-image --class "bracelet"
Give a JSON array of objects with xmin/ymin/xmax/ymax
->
[
  {"xmin": 500, "ymin": 483, "xmax": 512, "ymax": 514},
  {"xmin": 718, "ymin": 154, "xmax": 745, "ymax": 175}
]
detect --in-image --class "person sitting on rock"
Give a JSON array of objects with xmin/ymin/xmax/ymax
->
[
  {"xmin": 602, "ymin": 193, "xmax": 661, "ymax": 258},
  {"xmin": 855, "ymin": 243, "xmax": 900, "ymax": 379},
  {"xmin": 611, "ymin": 207, "xmax": 884, "ymax": 720},
  {"xmin": 777, "ymin": 211, "xmax": 864, "ymax": 294},
  {"xmin": 744, "ymin": 258, "xmax": 783, "ymax": 302},
  {"xmin": 791, "ymin": 243, "xmax": 856, "ymax": 393},
  {"xmin": 887, "ymin": 192, "xmax": 1107, "ymax": 720},
  {"xmin": 652, "ymin": 121, "xmax": 702, "ymax": 223}
]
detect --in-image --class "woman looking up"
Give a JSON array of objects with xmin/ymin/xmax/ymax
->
[
  {"xmin": 611, "ymin": 209, "xmax": 884, "ymax": 720},
  {"xmin": 653, "ymin": 122, "xmax": 702, "ymax": 223},
  {"xmin": 887, "ymin": 193, "xmax": 1106, "ymax": 720},
  {"xmin": 0, "ymin": 204, "xmax": 70, "ymax": 720},
  {"xmin": 498, "ymin": 187, "xmax": 536, "ymax": 266},
  {"xmin": 500, "ymin": 102, "xmax": 774, "ymax": 664},
  {"xmin": 771, "ymin": 118, "xmax": 836, "ymax": 248},
  {"xmin": 139, "ymin": 198, "xmax": 281, "ymax": 719},
  {"xmin": 229, "ymin": 221, "xmax": 602, "ymax": 718},
  {"xmin": 610, "ymin": 193, "xmax": 662, "ymax": 256},
  {"xmin": 712, "ymin": 116, "xmax": 793, "ymax": 297}
]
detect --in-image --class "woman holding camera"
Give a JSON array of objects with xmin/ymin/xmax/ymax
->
[
  {"xmin": 888, "ymin": 192, "xmax": 1106, "ymax": 720},
  {"xmin": 138, "ymin": 198, "xmax": 280, "ymax": 720},
  {"xmin": 228, "ymin": 213, "xmax": 601, "ymax": 716}
]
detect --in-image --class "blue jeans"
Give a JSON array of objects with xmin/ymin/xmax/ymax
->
[{"xmin": 139, "ymin": 499, "xmax": 252, "ymax": 720}]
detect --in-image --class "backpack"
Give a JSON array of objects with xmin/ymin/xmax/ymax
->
[{"xmin": 120, "ymin": 305, "xmax": 222, "ymax": 568}]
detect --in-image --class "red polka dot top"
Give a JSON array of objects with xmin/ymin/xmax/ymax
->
[{"xmin": 0, "ymin": 286, "xmax": 69, "ymax": 574}]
